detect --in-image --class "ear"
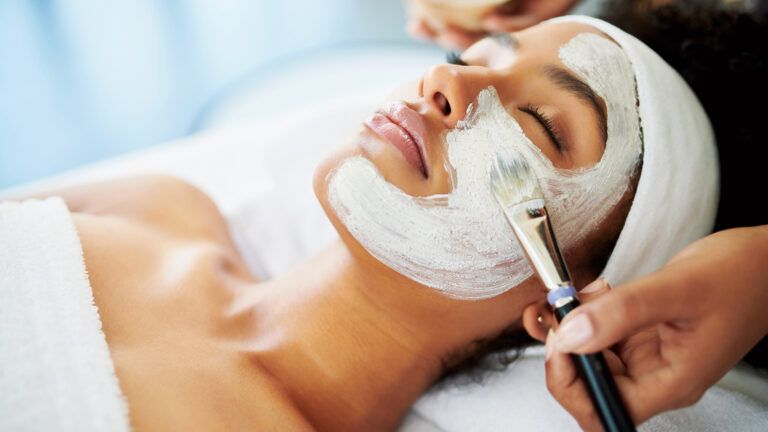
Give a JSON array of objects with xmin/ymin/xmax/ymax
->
[{"xmin": 521, "ymin": 299, "xmax": 552, "ymax": 342}]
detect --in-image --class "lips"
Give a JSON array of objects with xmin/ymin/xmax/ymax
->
[{"xmin": 364, "ymin": 102, "xmax": 429, "ymax": 177}]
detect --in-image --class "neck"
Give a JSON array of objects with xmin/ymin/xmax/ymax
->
[{"xmin": 232, "ymin": 241, "xmax": 486, "ymax": 431}]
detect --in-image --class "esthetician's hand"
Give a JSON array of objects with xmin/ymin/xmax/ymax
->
[
  {"xmin": 544, "ymin": 225, "xmax": 768, "ymax": 431},
  {"xmin": 406, "ymin": 0, "xmax": 578, "ymax": 50}
]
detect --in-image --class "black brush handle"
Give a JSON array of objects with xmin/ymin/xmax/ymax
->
[{"xmin": 554, "ymin": 299, "xmax": 636, "ymax": 432}]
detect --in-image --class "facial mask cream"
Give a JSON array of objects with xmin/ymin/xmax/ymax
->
[{"xmin": 328, "ymin": 33, "xmax": 642, "ymax": 300}]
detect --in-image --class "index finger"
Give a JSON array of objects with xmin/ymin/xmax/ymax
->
[{"xmin": 556, "ymin": 263, "xmax": 697, "ymax": 354}]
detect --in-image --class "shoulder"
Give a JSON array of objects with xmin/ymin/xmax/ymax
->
[
  {"xmin": 65, "ymin": 174, "xmax": 229, "ymax": 242},
  {"xmin": 107, "ymin": 174, "xmax": 213, "ymax": 210},
  {"xmin": 115, "ymin": 174, "xmax": 228, "ymax": 241},
  {"xmin": 121, "ymin": 174, "xmax": 218, "ymax": 220}
]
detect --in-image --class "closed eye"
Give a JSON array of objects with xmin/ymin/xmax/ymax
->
[
  {"xmin": 519, "ymin": 104, "xmax": 565, "ymax": 153},
  {"xmin": 445, "ymin": 48, "xmax": 565, "ymax": 153}
]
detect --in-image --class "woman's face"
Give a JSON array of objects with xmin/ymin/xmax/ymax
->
[{"xmin": 314, "ymin": 21, "xmax": 641, "ymax": 299}]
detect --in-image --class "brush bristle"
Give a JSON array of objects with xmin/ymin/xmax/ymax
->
[{"xmin": 489, "ymin": 151, "xmax": 543, "ymax": 209}]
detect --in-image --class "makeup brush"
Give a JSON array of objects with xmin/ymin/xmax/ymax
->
[{"xmin": 489, "ymin": 150, "xmax": 636, "ymax": 432}]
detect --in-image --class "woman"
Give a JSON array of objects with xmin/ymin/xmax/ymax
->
[{"xmin": 0, "ymin": 18, "xmax": 716, "ymax": 431}]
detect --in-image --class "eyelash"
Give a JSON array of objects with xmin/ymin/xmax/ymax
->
[{"xmin": 519, "ymin": 104, "xmax": 565, "ymax": 153}]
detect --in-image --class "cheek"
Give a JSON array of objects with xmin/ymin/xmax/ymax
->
[{"xmin": 322, "ymin": 88, "xmax": 540, "ymax": 300}]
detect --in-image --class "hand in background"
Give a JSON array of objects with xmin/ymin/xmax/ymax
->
[
  {"xmin": 544, "ymin": 226, "xmax": 768, "ymax": 431},
  {"xmin": 406, "ymin": 0, "xmax": 579, "ymax": 50}
]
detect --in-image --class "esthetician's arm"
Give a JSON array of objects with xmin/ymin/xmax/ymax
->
[
  {"xmin": 405, "ymin": 0, "xmax": 577, "ymax": 49},
  {"xmin": 544, "ymin": 225, "xmax": 768, "ymax": 431}
]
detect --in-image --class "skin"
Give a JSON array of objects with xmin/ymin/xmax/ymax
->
[{"xmin": 10, "ymin": 22, "xmax": 636, "ymax": 431}]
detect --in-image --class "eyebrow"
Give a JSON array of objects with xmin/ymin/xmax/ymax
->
[{"xmin": 541, "ymin": 64, "xmax": 608, "ymax": 146}]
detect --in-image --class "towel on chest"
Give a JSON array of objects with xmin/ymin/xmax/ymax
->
[{"xmin": 0, "ymin": 198, "xmax": 130, "ymax": 432}]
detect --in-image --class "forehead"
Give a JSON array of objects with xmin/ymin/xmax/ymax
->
[
  {"xmin": 462, "ymin": 21, "xmax": 620, "ymax": 72},
  {"xmin": 519, "ymin": 21, "xmax": 613, "ymax": 53}
]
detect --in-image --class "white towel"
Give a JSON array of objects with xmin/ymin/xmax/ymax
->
[
  {"xmin": 0, "ymin": 198, "xmax": 130, "ymax": 432},
  {"xmin": 406, "ymin": 347, "xmax": 768, "ymax": 432},
  {"xmin": 548, "ymin": 15, "xmax": 720, "ymax": 288}
]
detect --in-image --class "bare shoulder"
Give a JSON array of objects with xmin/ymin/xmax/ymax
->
[
  {"xmin": 73, "ymin": 174, "xmax": 215, "ymax": 217},
  {"xmin": 105, "ymin": 174, "xmax": 225, "ymax": 236},
  {"xmin": 53, "ymin": 174, "xmax": 230, "ymax": 242}
]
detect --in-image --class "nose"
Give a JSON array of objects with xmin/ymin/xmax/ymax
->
[{"xmin": 419, "ymin": 64, "xmax": 487, "ymax": 128}]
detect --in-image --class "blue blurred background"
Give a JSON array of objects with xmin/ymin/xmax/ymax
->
[{"xmin": 0, "ymin": 0, "xmax": 411, "ymax": 188}]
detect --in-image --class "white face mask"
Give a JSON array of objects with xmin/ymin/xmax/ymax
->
[{"xmin": 327, "ymin": 33, "xmax": 642, "ymax": 300}]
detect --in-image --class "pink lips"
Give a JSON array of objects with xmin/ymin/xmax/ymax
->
[{"xmin": 364, "ymin": 102, "xmax": 429, "ymax": 177}]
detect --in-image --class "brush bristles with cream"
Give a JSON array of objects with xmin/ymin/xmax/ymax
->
[
  {"xmin": 488, "ymin": 150, "xmax": 574, "ymax": 305},
  {"xmin": 489, "ymin": 150, "xmax": 545, "ymax": 213}
]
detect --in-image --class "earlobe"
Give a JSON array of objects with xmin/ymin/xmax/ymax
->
[{"xmin": 521, "ymin": 300, "xmax": 552, "ymax": 342}]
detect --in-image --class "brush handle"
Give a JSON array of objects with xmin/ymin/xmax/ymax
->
[{"xmin": 554, "ymin": 299, "xmax": 637, "ymax": 432}]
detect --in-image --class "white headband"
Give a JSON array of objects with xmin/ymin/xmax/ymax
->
[{"xmin": 548, "ymin": 16, "xmax": 720, "ymax": 286}]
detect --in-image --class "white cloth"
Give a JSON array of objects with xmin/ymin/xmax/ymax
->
[
  {"xmin": 406, "ymin": 347, "xmax": 768, "ymax": 432},
  {"xmin": 548, "ymin": 15, "xmax": 720, "ymax": 287},
  {"xmin": 0, "ymin": 198, "xmax": 130, "ymax": 432}
]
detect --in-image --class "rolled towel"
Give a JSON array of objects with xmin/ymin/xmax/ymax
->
[{"xmin": 0, "ymin": 198, "xmax": 130, "ymax": 432}]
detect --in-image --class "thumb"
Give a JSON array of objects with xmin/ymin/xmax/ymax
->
[{"xmin": 554, "ymin": 267, "xmax": 690, "ymax": 354}]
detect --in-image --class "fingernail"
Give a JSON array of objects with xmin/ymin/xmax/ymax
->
[
  {"xmin": 581, "ymin": 277, "xmax": 606, "ymax": 293},
  {"xmin": 554, "ymin": 313, "xmax": 594, "ymax": 352},
  {"xmin": 545, "ymin": 328, "xmax": 555, "ymax": 361}
]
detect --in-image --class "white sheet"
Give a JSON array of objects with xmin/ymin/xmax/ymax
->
[
  {"xmin": 3, "ymin": 93, "xmax": 766, "ymax": 431},
  {"xmin": 409, "ymin": 346, "xmax": 768, "ymax": 432}
]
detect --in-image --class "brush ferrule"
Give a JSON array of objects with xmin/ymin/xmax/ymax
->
[
  {"xmin": 547, "ymin": 285, "xmax": 577, "ymax": 307},
  {"xmin": 502, "ymin": 201, "xmax": 573, "ymax": 292}
]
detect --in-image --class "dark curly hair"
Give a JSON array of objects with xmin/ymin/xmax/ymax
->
[
  {"xmin": 600, "ymin": 0, "xmax": 768, "ymax": 373},
  {"xmin": 438, "ymin": 0, "xmax": 768, "ymax": 383}
]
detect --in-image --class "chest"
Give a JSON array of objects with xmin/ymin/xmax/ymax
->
[
  {"xmin": 72, "ymin": 212, "xmax": 240, "ymax": 344},
  {"xmin": 70, "ymin": 213, "xmax": 305, "ymax": 429}
]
